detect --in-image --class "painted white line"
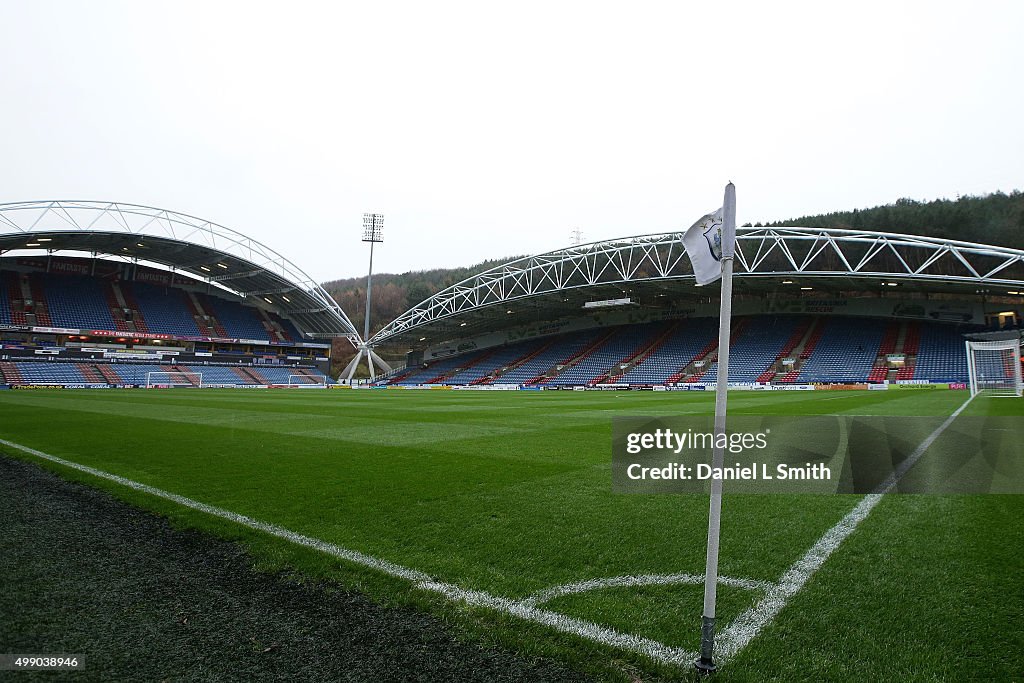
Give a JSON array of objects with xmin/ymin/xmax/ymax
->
[
  {"xmin": 523, "ymin": 573, "xmax": 770, "ymax": 608},
  {"xmin": 0, "ymin": 437, "xmax": 698, "ymax": 666},
  {"xmin": 420, "ymin": 582, "xmax": 696, "ymax": 666},
  {"xmin": 1, "ymin": 394, "xmax": 975, "ymax": 669},
  {"xmin": 0, "ymin": 438, "xmax": 431, "ymax": 583},
  {"xmin": 715, "ymin": 393, "xmax": 977, "ymax": 662}
]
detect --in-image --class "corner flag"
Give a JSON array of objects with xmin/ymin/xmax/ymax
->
[
  {"xmin": 694, "ymin": 183, "xmax": 737, "ymax": 675},
  {"xmin": 682, "ymin": 208, "xmax": 726, "ymax": 285}
]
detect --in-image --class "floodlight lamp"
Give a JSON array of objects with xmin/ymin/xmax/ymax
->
[{"xmin": 362, "ymin": 213, "xmax": 384, "ymax": 243}]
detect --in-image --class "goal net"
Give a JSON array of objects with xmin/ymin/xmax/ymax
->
[
  {"xmin": 965, "ymin": 339, "xmax": 1022, "ymax": 397},
  {"xmin": 287, "ymin": 374, "xmax": 327, "ymax": 388},
  {"xmin": 145, "ymin": 371, "xmax": 203, "ymax": 388}
]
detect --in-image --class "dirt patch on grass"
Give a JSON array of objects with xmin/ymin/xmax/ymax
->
[{"xmin": 0, "ymin": 456, "xmax": 592, "ymax": 682}]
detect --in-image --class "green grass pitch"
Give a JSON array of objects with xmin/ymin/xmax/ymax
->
[{"xmin": 1, "ymin": 388, "xmax": 1021, "ymax": 681}]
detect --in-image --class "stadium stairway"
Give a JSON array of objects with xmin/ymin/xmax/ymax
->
[
  {"xmin": 0, "ymin": 361, "xmax": 24, "ymax": 384},
  {"xmin": 666, "ymin": 336, "xmax": 718, "ymax": 384},
  {"xmin": 231, "ymin": 367, "xmax": 262, "ymax": 385},
  {"xmin": 22, "ymin": 273, "xmax": 53, "ymax": 326},
  {"xmin": 75, "ymin": 363, "xmax": 106, "ymax": 383},
  {"xmin": 541, "ymin": 325, "xmax": 657, "ymax": 386},
  {"xmin": 595, "ymin": 321, "xmax": 680, "ymax": 384},
  {"xmin": 756, "ymin": 317, "xmax": 812, "ymax": 383},
  {"xmin": 427, "ymin": 347, "xmax": 499, "ymax": 384},
  {"xmin": 493, "ymin": 330, "xmax": 604, "ymax": 385},
  {"xmin": 196, "ymin": 294, "xmax": 231, "ymax": 338},
  {"xmin": 794, "ymin": 318, "xmax": 888, "ymax": 383},
  {"xmin": 44, "ymin": 274, "xmax": 117, "ymax": 331},
  {"xmin": 168, "ymin": 365, "xmax": 201, "ymax": 386},
  {"xmin": 118, "ymin": 282, "xmax": 150, "ymax": 333},
  {"xmin": 184, "ymin": 292, "xmax": 223, "ymax": 337},
  {"xmin": 257, "ymin": 308, "xmax": 290, "ymax": 343},
  {"xmin": 202, "ymin": 293, "xmax": 270, "ymax": 340},
  {"xmin": 3, "ymin": 273, "xmax": 24, "ymax": 324},
  {"xmin": 677, "ymin": 318, "xmax": 750, "ymax": 383},
  {"xmin": 618, "ymin": 319, "xmax": 717, "ymax": 385},
  {"xmin": 130, "ymin": 283, "xmax": 202, "ymax": 337},
  {"xmin": 868, "ymin": 322, "xmax": 901, "ymax": 382},
  {"xmin": 96, "ymin": 364, "xmax": 123, "ymax": 384},
  {"xmin": 293, "ymin": 368, "xmax": 326, "ymax": 384},
  {"xmin": 0, "ymin": 274, "xmax": 10, "ymax": 326},
  {"xmin": 530, "ymin": 328, "xmax": 618, "ymax": 385},
  {"xmin": 474, "ymin": 338, "xmax": 555, "ymax": 385},
  {"xmin": 103, "ymin": 281, "xmax": 133, "ymax": 333},
  {"xmin": 447, "ymin": 340, "xmax": 546, "ymax": 385},
  {"xmin": 776, "ymin": 317, "xmax": 826, "ymax": 383}
]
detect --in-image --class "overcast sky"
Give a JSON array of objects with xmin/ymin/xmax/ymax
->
[{"xmin": 2, "ymin": 1, "xmax": 1022, "ymax": 282}]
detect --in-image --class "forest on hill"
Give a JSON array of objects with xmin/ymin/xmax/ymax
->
[
  {"xmin": 758, "ymin": 190, "xmax": 1023, "ymax": 248},
  {"xmin": 326, "ymin": 190, "xmax": 1022, "ymax": 372}
]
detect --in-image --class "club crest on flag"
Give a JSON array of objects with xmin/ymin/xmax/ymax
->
[
  {"xmin": 703, "ymin": 215, "xmax": 724, "ymax": 262},
  {"xmin": 682, "ymin": 207, "xmax": 727, "ymax": 286}
]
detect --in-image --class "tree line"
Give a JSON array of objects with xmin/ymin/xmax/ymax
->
[{"xmin": 755, "ymin": 190, "xmax": 1023, "ymax": 249}]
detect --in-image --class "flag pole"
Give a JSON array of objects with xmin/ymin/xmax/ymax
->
[{"xmin": 696, "ymin": 182, "xmax": 736, "ymax": 674}]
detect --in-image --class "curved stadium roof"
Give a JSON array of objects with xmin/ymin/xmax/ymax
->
[
  {"xmin": 372, "ymin": 227, "xmax": 1024, "ymax": 348},
  {"xmin": 0, "ymin": 200, "xmax": 358, "ymax": 341}
]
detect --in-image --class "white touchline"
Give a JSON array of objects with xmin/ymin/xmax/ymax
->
[
  {"xmin": 714, "ymin": 393, "xmax": 977, "ymax": 662},
  {"xmin": 0, "ymin": 394, "xmax": 975, "ymax": 669},
  {"xmin": 0, "ymin": 437, "xmax": 697, "ymax": 666}
]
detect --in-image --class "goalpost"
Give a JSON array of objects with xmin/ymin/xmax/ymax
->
[
  {"xmin": 287, "ymin": 374, "xmax": 328, "ymax": 388},
  {"xmin": 965, "ymin": 339, "xmax": 1022, "ymax": 397},
  {"xmin": 145, "ymin": 370, "xmax": 203, "ymax": 388}
]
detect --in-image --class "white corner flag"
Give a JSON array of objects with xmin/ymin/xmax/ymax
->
[
  {"xmin": 693, "ymin": 183, "xmax": 737, "ymax": 675},
  {"xmin": 682, "ymin": 208, "xmax": 726, "ymax": 286}
]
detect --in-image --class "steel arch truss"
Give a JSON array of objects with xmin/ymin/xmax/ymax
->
[
  {"xmin": 0, "ymin": 200, "xmax": 359, "ymax": 340},
  {"xmin": 372, "ymin": 227, "xmax": 1024, "ymax": 344}
]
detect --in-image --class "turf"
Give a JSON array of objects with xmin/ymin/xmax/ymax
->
[{"xmin": 0, "ymin": 387, "xmax": 1020, "ymax": 681}]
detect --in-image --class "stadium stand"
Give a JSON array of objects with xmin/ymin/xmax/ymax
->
[
  {"xmin": 0, "ymin": 266, "xmax": 983, "ymax": 391},
  {"xmin": 370, "ymin": 316, "xmax": 979, "ymax": 388},
  {"xmin": 126, "ymin": 282, "xmax": 203, "ymax": 337},
  {"xmin": 795, "ymin": 317, "xmax": 888, "ymax": 383},
  {"xmin": 618, "ymin": 319, "xmax": 718, "ymax": 385},
  {"xmin": 504, "ymin": 329, "xmax": 606, "ymax": 385},
  {"xmin": 199, "ymin": 293, "xmax": 268, "ymax": 340},
  {"xmin": 7, "ymin": 361, "xmax": 90, "ymax": 385},
  {"xmin": 0, "ymin": 360, "xmax": 331, "ymax": 387},
  {"xmin": 44, "ymin": 274, "xmax": 118, "ymax": 330},
  {"xmin": 540, "ymin": 327, "xmax": 652, "ymax": 386},
  {"xmin": 447, "ymin": 339, "xmax": 546, "ymax": 385},
  {"xmin": 391, "ymin": 347, "xmax": 496, "ymax": 385},
  {"xmin": 913, "ymin": 322, "xmax": 969, "ymax": 382},
  {"xmin": 0, "ymin": 273, "xmax": 11, "ymax": 325}
]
